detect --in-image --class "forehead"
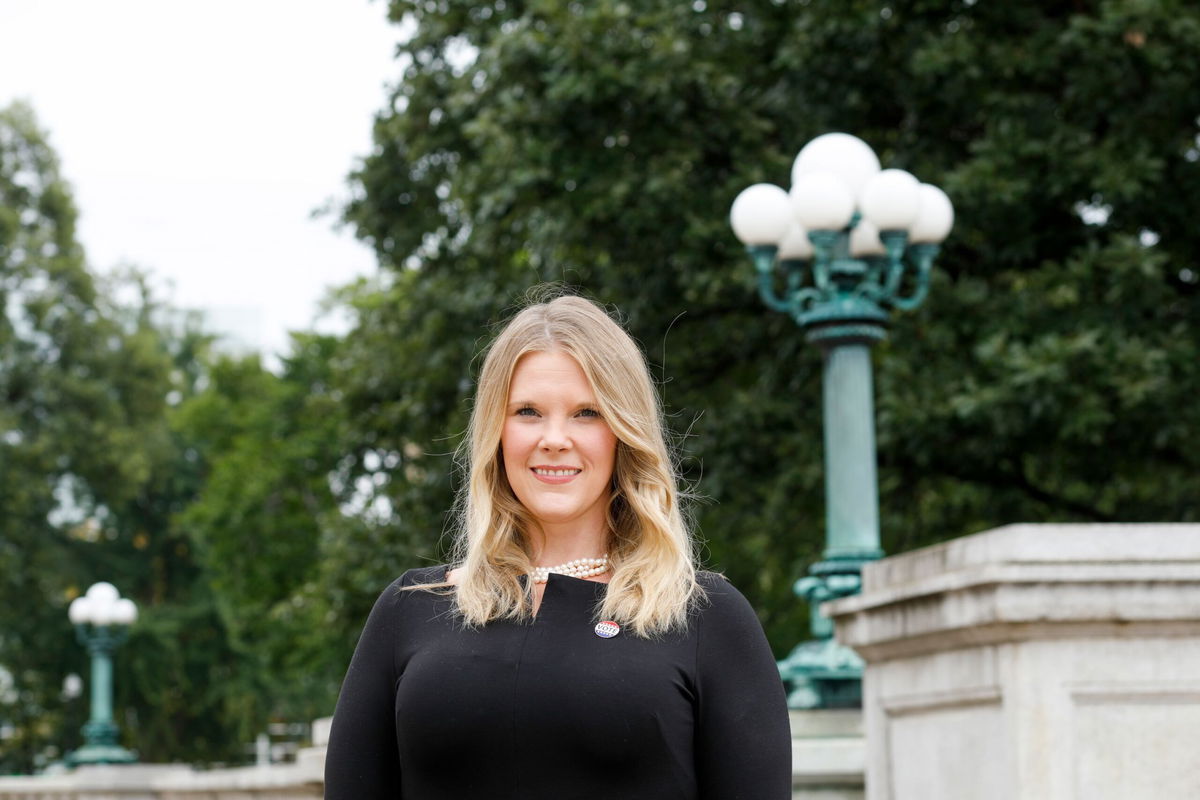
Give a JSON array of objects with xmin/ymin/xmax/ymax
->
[{"xmin": 508, "ymin": 350, "xmax": 594, "ymax": 395}]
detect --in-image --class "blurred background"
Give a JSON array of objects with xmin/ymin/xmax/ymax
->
[{"xmin": 1, "ymin": 0, "xmax": 1197, "ymax": 773}]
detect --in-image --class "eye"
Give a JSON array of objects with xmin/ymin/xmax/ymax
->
[
  {"xmin": 577, "ymin": 407, "xmax": 601, "ymax": 418},
  {"xmin": 515, "ymin": 406, "xmax": 538, "ymax": 417}
]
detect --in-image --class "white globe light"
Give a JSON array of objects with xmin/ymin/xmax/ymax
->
[
  {"xmin": 790, "ymin": 172, "xmax": 855, "ymax": 231},
  {"xmin": 777, "ymin": 221, "xmax": 813, "ymax": 260},
  {"xmin": 859, "ymin": 169, "xmax": 922, "ymax": 231},
  {"xmin": 68, "ymin": 596, "xmax": 93, "ymax": 625},
  {"xmin": 849, "ymin": 219, "xmax": 886, "ymax": 257},
  {"xmin": 113, "ymin": 598, "xmax": 138, "ymax": 626},
  {"xmin": 85, "ymin": 582, "xmax": 119, "ymax": 604},
  {"xmin": 62, "ymin": 673, "xmax": 83, "ymax": 700},
  {"xmin": 730, "ymin": 183, "xmax": 793, "ymax": 245},
  {"xmin": 909, "ymin": 183, "xmax": 955, "ymax": 243},
  {"xmin": 91, "ymin": 602, "xmax": 115, "ymax": 626},
  {"xmin": 791, "ymin": 133, "xmax": 881, "ymax": 199}
]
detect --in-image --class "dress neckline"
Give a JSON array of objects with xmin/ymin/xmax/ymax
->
[{"xmin": 438, "ymin": 564, "xmax": 609, "ymax": 589}]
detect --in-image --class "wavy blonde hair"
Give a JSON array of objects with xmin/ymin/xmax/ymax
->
[{"xmin": 411, "ymin": 290, "xmax": 702, "ymax": 637}]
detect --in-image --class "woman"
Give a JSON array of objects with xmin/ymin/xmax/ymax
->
[{"xmin": 324, "ymin": 292, "xmax": 791, "ymax": 799}]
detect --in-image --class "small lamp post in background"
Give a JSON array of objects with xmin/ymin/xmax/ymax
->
[
  {"xmin": 66, "ymin": 581, "xmax": 138, "ymax": 765},
  {"xmin": 729, "ymin": 133, "xmax": 953, "ymax": 709}
]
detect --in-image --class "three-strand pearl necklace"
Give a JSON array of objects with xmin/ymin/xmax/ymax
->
[{"xmin": 531, "ymin": 554, "xmax": 609, "ymax": 584}]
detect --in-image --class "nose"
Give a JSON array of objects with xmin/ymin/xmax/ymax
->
[{"xmin": 539, "ymin": 418, "xmax": 570, "ymax": 451}]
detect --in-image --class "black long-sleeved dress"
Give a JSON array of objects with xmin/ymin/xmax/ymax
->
[{"xmin": 324, "ymin": 565, "xmax": 791, "ymax": 799}]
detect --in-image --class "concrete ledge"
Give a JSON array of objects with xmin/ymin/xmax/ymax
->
[
  {"xmin": 0, "ymin": 725, "xmax": 329, "ymax": 800},
  {"xmin": 793, "ymin": 737, "xmax": 865, "ymax": 785},
  {"xmin": 0, "ymin": 764, "xmax": 193, "ymax": 799},
  {"xmin": 826, "ymin": 524, "xmax": 1200, "ymax": 661},
  {"xmin": 855, "ymin": 523, "xmax": 1200, "ymax": 592},
  {"xmin": 154, "ymin": 760, "xmax": 323, "ymax": 794},
  {"xmin": 790, "ymin": 709, "xmax": 865, "ymax": 799}
]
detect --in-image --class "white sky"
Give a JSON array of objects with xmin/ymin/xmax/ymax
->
[{"xmin": 0, "ymin": 0, "xmax": 399, "ymax": 361}]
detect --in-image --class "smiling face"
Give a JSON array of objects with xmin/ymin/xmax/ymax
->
[{"xmin": 501, "ymin": 350, "xmax": 618, "ymax": 543}]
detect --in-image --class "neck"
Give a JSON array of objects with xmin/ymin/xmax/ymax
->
[{"xmin": 528, "ymin": 520, "xmax": 609, "ymax": 566}]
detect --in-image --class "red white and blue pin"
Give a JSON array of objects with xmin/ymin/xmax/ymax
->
[{"xmin": 594, "ymin": 620, "xmax": 621, "ymax": 639}]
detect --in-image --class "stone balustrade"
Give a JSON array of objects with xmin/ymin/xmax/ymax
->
[{"xmin": 0, "ymin": 719, "xmax": 330, "ymax": 800}]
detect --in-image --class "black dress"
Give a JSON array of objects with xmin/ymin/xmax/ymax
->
[{"xmin": 324, "ymin": 565, "xmax": 792, "ymax": 799}]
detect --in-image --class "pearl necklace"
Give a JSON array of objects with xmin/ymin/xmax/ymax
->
[{"xmin": 531, "ymin": 554, "xmax": 609, "ymax": 584}]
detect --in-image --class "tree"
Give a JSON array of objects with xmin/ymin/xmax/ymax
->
[
  {"xmin": 171, "ymin": 333, "xmax": 355, "ymax": 726},
  {"xmin": 330, "ymin": 0, "xmax": 1200, "ymax": 655},
  {"xmin": 0, "ymin": 100, "xmax": 170, "ymax": 770},
  {"xmin": 0, "ymin": 101, "xmax": 254, "ymax": 771}
]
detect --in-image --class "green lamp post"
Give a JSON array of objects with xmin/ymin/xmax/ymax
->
[
  {"xmin": 729, "ymin": 133, "xmax": 954, "ymax": 709},
  {"xmin": 66, "ymin": 581, "xmax": 139, "ymax": 765}
]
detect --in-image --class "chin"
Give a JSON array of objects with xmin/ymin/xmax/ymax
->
[{"xmin": 526, "ymin": 507, "xmax": 581, "ymax": 525}]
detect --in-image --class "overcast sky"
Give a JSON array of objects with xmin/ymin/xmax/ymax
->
[{"xmin": 0, "ymin": 0, "xmax": 399, "ymax": 361}]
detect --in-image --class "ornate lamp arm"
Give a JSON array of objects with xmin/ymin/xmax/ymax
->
[
  {"xmin": 854, "ymin": 256, "xmax": 888, "ymax": 301},
  {"xmin": 889, "ymin": 243, "xmax": 938, "ymax": 311},
  {"xmin": 807, "ymin": 231, "xmax": 839, "ymax": 293},
  {"xmin": 748, "ymin": 245, "xmax": 792, "ymax": 313},
  {"xmin": 877, "ymin": 230, "xmax": 908, "ymax": 298},
  {"xmin": 783, "ymin": 259, "xmax": 806, "ymax": 297}
]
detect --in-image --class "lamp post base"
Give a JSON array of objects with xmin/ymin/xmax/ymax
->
[
  {"xmin": 65, "ymin": 718, "xmax": 138, "ymax": 765},
  {"xmin": 778, "ymin": 636, "xmax": 864, "ymax": 709},
  {"xmin": 65, "ymin": 743, "xmax": 138, "ymax": 766}
]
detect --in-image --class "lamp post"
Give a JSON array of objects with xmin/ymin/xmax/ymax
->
[
  {"xmin": 730, "ymin": 133, "xmax": 953, "ymax": 709},
  {"xmin": 65, "ymin": 581, "xmax": 139, "ymax": 765}
]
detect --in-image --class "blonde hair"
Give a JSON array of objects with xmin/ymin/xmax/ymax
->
[{"xmin": 412, "ymin": 289, "xmax": 702, "ymax": 637}]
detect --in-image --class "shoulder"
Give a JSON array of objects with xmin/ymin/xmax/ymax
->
[
  {"xmin": 398, "ymin": 564, "xmax": 451, "ymax": 586},
  {"xmin": 358, "ymin": 565, "xmax": 451, "ymax": 629},
  {"xmin": 367, "ymin": 565, "xmax": 451, "ymax": 611},
  {"xmin": 687, "ymin": 572, "xmax": 777, "ymax": 677},
  {"xmin": 695, "ymin": 570, "xmax": 743, "ymax": 605},
  {"xmin": 696, "ymin": 569, "xmax": 732, "ymax": 588},
  {"xmin": 692, "ymin": 570, "xmax": 766, "ymax": 634}
]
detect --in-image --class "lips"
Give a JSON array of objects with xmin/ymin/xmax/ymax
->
[{"xmin": 530, "ymin": 466, "xmax": 582, "ymax": 485}]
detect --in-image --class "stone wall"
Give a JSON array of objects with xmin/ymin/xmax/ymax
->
[
  {"xmin": 826, "ymin": 523, "xmax": 1200, "ymax": 800},
  {"xmin": 0, "ymin": 720, "xmax": 329, "ymax": 800}
]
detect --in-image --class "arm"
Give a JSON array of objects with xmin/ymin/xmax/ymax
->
[
  {"xmin": 324, "ymin": 577, "xmax": 406, "ymax": 799},
  {"xmin": 694, "ymin": 576, "xmax": 792, "ymax": 799}
]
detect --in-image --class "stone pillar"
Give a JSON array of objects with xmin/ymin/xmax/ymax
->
[{"xmin": 824, "ymin": 523, "xmax": 1200, "ymax": 800}]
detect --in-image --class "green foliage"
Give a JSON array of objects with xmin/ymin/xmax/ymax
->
[
  {"xmin": 335, "ymin": 0, "xmax": 1200, "ymax": 656},
  {"xmin": 0, "ymin": 102, "xmax": 259, "ymax": 772},
  {"xmin": 171, "ymin": 334, "xmax": 352, "ymax": 723},
  {"xmin": 0, "ymin": 104, "xmax": 380, "ymax": 771}
]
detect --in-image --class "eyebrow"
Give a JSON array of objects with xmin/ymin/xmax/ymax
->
[{"xmin": 507, "ymin": 400, "xmax": 598, "ymax": 408}]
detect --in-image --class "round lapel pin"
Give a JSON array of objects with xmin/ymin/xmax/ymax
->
[{"xmin": 594, "ymin": 620, "xmax": 620, "ymax": 639}]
